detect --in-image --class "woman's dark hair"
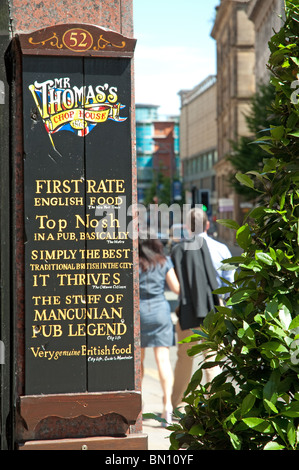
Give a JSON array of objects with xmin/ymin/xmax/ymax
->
[{"xmin": 138, "ymin": 236, "xmax": 166, "ymax": 272}]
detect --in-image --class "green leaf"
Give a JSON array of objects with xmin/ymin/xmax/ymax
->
[
  {"xmin": 241, "ymin": 394, "xmax": 256, "ymax": 416},
  {"xmin": 251, "ymin": 389, "xmax": 262, "ymax": 399},
  {"xmin": 287, "ymin": 422, "xmax": 296, "ymax": 448},
  {"xmin": 223, "ymin": 256, "xmax": 245, "ymax": 264},
  {"xmin": 236, "ymin": 224, "xmax": 251, "ymax": 250},
  {"xmin": 288, "ymin": 130, "xmax": 299, "ymax": 137},
  {"xmin": 181, "ymin": 331, "xmax": 207, "ymax": 344},
  {"xmin": 270, "ymin": 358, "xmax": 280, "ymax": 369},
  {"xmin": 189, "ymin": 424, "xmax": 205, "ymax": 436},
  {"xmin": 187, "ymin": 343, "xmax": 211, "ymax": 357},
  {"xmin": 185, "ymin": 368, "xmax": 203, "ymax": 394},
  {"xmin": 143, "ymin": 413, "xmax": 167, "ymax": 424},
  {"xmin": 270, "ymin": 125, "xmax": 285, "ymax": 140},
  {"xmin": 263, "ymin": 441, "xmax": 285, "ymax": 450},
  {"xmin": 290, "ymin": 315, "xmax": 299, "ymax": 330},
  {"xmin": 284, "ymin": 263, "xmax": 299, "ymax": 272},
  {"xmin": 254, "ymin": 313, "xmax": 263, "ymax": 325},
  {"xmin": 242, "ymin": 418, "xmax": 273, "ymax": 433},
  {"xmin": 263, "ymin": 398, "xmax": 279, "ymax": 414},
  {"xmin": 169, "ymin": 434, "xmax": 180, "ymax": 450},
  {"xmin": 255, "ymin": 252, "xmax": 274, "ymax": 265},
  {"xmin": 227, "ymin": 289, "xmax": 255, "ymax": 305},
  {"xmin": 213, "ymin": 286, "xmax": 232, "ymax": 295},
  {"xmin": 261, "ymin": 341, "xmax": 288, "ymax": 353},
  {"xmin": 265, "ymin": 299, "xmax": 279, "ymax": 317},
  {"xmin": 235, "ymin": 173, "xmax": 255, "ymax": 189},
  {"xmin": 260, "ymin": 144, "xmax": 274, "ymax": 155},
  {"xmin": 241, "ymin": 346, "xmax": 249, "ymax": 355},
  {"xmin": 263, "ymin": 157, "xmax": 278, "ymax": 171},
  {"xmin": 269, "ymin": 246, "xmax": 277, "ymax": 260},
  {"xmin": 227, "ymin": 431, "xmax": 242, "ymax": 450},
  {"xmin": 279, "ymin": 306, "xmax": 292, "ymax": 329},
  {"xmin": 224, "ymin": 411, "xmax": 238, "ymax": 428},
  {"xmin": 280, "ymin": 192, "xmax": 286, "ymax": 210},
  {"xmin": 216, "ymin": 219, "xmax": 240, "ymax": 230},
  {"xmin": 269, "ymin": 324, "xmax": 287, "ymax": 339}
]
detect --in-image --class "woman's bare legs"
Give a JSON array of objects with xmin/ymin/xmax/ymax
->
[{"xmin": 154, "ymin": 346, "xmax": 173, "ymax": 417}]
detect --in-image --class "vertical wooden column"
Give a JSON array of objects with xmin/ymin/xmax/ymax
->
[{"xmin": 7, "ymin": 23, "xmax": 145, "ymax": 450}]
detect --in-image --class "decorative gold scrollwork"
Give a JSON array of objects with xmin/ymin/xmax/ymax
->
[
  {"xmin": 28, "ymin": 32, "xmax": 63, "ymax": 49},
  {"xmin": 94, "ymin": 35, "xmax": 126, "ymax": 50},
  {"xmin": 27, "ymin": 30, "xmax": 127, "ymax": 53}
]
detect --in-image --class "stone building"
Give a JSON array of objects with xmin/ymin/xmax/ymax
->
[
  {"xmin": 211, "ymin": 0, "xmax": 256, "ymax": 242},
  {"xmin": 248, "ymin": 0, "xmax": 285, "ymax": 85},
  {"xmin": 179, "ymin": 75, "xmax": 217, "ymax": 216},
  {"xmin": 209, "ymin": 0, "xmax": 286, "ymax": 242}
]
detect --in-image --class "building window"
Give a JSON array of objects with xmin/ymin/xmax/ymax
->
[{"xmin": 136, "ymin": 124, "xmax": 154, "ymax": 153}]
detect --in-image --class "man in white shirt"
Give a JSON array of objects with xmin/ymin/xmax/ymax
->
[
  {"xmin": 198, "ymin": 210, "xmax": 235, "ymax": 290},
  {"xmin": 171, "ymin": 207, "xmax": 234, "ymax": 410}
]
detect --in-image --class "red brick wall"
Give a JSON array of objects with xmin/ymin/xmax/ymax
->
[{"xmin": 153, "ymin": 122, "xmax": 176, "ymax": 179}]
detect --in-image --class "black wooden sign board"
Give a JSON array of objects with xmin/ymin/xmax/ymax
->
[{"xmin": 22, "ymin": 55, "xmax": 135, "ymax": 395}]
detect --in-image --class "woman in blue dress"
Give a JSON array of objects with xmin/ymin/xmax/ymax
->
[{"xmin": 139, "ymin": 236, "xmax": 180, "ymax": 424}]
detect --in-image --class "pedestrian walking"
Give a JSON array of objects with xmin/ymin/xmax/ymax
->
[
  {"xmin": 171, "ymin": 209, "xmax": 220, "ymax": 410},
  {"xmin": 139, "ymin": 234, "xmax": 180, "ymax": 425}
]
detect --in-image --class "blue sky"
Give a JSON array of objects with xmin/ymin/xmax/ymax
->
[{"xmin": 133, "ymin": 0, "xmax": 220, "ymax": 116}]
